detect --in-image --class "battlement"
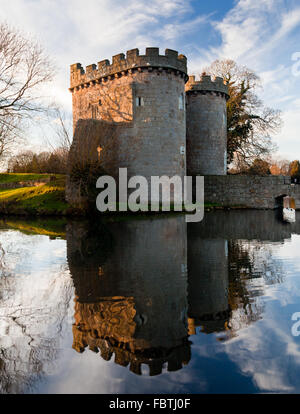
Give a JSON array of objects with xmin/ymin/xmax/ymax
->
[
  {"xmin": 70, "ymin": 48, "xmax": 188, "ymax": 90},
  {"xmin": 72, "ymin": 324, "xmax": 191, "ymax": 376},
  {"xmin": 185, "ymin": 74, "xmax": 229, "ymax": 98}
]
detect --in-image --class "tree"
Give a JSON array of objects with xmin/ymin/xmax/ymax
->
[
  {"xmin": 269, "ymin": 157, "xmax": 290, "ymax": 176},
  {"xmin": 7, "ymin": 150, "xmax": 34, "ymax": 173},
  {"xmin": 289, "ymin": 160, "xmax": 300, "ymax": 180},
  {"xmin": 7, "ymin": 148, "xmax": 69, "ymax": 174},
  {"xmin": 0, "ymin": 23, "xmax": 53, "ymax": 159},
  {"xmin": 203, "ymin": 59, "xmax": 282, "ymax": 169},
  {"xmin": 46, "ymin": 106, "xmax": 72, "ymax": 152},
  {"xmin": 247, "ymin": 158, "xmax": 271, "ymax": 176}
]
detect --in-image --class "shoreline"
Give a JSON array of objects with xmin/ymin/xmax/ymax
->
[{"xmin": 1, "ymin": 173, "xmax": 297, "ymax": 217}]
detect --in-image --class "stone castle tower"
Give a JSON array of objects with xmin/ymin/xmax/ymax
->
[
  {"xmin": 185, "ymin": 75, "xmax": 229, "ymax": 175},
  {"xmin": 67, "ymin": 47, "xmax": 229, "ymax": 206}
]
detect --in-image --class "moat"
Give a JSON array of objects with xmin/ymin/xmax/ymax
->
[{"xmin": 1, "ymin": 210, "xmax": 300, "ymax": 394}]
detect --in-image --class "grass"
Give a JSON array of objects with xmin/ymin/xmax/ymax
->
[
  {"xmin": 0, "ymin": 173, "xmax": 60, "ymax": 184},
  {"xmin": 0, "ymin": 174, "xmax": 74, "ymax": 216}
]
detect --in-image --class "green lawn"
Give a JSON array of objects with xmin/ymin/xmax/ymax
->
[
  {"xmin": 0, "ymin": 175, "xmax": 72, "ymax": 215},
  {"xmin": 0, "ymin": 173, "xmax": 60, "ymax": 184}
]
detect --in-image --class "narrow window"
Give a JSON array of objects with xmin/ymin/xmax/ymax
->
[
  {"xmin": 179, "ymin": 93, "xmax": 184, "ymax": 110},
  {"xmin": 92, "ymin": 105, "xmax": 98, "ymax": 119},
  {"xmin": 136, "ymin": 97, "xmax": 144, "ymax": 107}
]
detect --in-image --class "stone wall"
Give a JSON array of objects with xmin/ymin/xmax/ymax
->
[
  {"xmin": 65, "ymin": 119, "xmax": 129, "ymax": 207},
  {"xmin": 204, "ymin": 175, "xmax": 300, "ymax": 209}
]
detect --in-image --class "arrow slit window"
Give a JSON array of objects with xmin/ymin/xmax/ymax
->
[
  {"xmin": 179, "ymin": 93, "xmax": 184, "ymax": 110},
  {"xmin": 136, "ymin": 97, "xmax": 144, "ymax": 107},
  {"xmin": 92, "ymin": 105, "xmax": 98, "ymax": 119}
]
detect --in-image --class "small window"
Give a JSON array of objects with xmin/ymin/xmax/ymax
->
[
  {"xmin": 136, "ymin": 97, "xmax": 144, "ymax": 107},
  {"xmin": 179, "ymin": 94, "xmax": 184, "ymax": 110}
]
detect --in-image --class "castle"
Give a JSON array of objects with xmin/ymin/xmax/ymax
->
[
  {"xmin": 67, "ymin": 47, "xmax": 300, "ymax": 210},
  {"xmin": 67, "ymin": 47, "xmax": 229, "ymax": 206}
]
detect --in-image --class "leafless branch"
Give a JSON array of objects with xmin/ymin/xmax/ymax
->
[{"xmin": 0, "ymin": 23, "xmax": 54, "ymax": 160}]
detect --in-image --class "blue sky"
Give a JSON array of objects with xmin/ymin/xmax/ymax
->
[{"xmin": 1, "ymin": 0, "xmax": 300, "ymax": 160}]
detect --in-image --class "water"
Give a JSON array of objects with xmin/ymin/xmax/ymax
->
[{"xmin": 0, "ymin": 210, "xmax": 300, "ymax": 394}]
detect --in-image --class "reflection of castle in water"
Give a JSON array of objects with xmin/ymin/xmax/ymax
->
[
  {"xmin": 67, "ymin": 211, "xmax": 299, "ymax": 375},
  {"xmin": 187, "ymin": 236, "xmax": 230, "ymax": 335},
  {"xmin": 67, "ymin": 217, "xmax": 190, "ymax": 376},
  {"xmin": 187, "ymin": 210, "xmax": 299, "ymax": 338}
]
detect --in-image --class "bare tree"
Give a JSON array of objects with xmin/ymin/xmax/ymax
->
[
  {"xmin": 0, "ymin": 115, "xmax": 19, "ymax": 158},
  {"xmin": 47, "ymin": 106, "xmax": 72, "ymax": 152},
  {"xmin": 269, "ymin": 157, "xmax": 290, "ymax": 176},
  {"xmin": 7, "ymin": 150, "xmax": 34, "ymax": 172},
  {"xmin": 0, "ymin": 23, "xmax": 54, "ymax": 159}
]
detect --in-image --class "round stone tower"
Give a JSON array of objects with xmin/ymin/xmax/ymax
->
[
  {"xmin": 69, "ymin": 48, "xmax": 188, "ymax": 186},
  {"xmin": 185, "ymin": 75, "xmax": 229, "ymax": 176}
]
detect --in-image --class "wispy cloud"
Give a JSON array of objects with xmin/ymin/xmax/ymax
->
[
  {"xmin": 185, "ymin": 0, "xmax": 300, "ymax": 160},
  {"xmin": 155, "ymin": 13, "xmax": 211, "ymax": 41}
]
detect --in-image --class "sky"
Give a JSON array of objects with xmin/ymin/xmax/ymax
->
[{"xmin": 1, "ymin": 0, "xmax": 300, "ymax": 160}]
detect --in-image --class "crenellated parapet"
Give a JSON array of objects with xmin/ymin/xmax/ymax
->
[
  {"xmin": 70, "ymin": 48, "xmax": 188, "ymax": 91},
  {"xmin": 73, "ymin": 321, "xmax": 191, "ymax": 376},
  {"xmin": 185, "ymin": 74, "xmax": 229, "ymax": 99}
]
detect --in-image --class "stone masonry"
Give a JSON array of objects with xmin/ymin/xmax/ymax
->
[{"xmin": 204, "ymin": 175, "xmax": 300, "ymax": 209}]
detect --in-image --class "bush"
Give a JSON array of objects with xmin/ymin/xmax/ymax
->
[{"xmin": 69, "ymin": 160, "xmax": 108, "ymax": 211}]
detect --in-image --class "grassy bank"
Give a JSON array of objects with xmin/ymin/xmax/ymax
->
[
  {"xmin": 0, "ymin": 173, "xmax": 54, "ymax": 184},
  {"xmin": 0, "ymin": 173, "xmax": 222, "ymax": 217},
  {"xmin": 0, "ymin": 174, "xmax": 76, "ymax": 216}
]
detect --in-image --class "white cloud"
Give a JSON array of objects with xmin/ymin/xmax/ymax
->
[
  {"xmin": 1, "ymin": 0, "xmax": 300, "ymax": 159},
  {"xmin": 274, "ymin": 109, "xmax": 300, "ymax": 160},
  {"xmin": 188, "ymin": 0, "xmax": 300, "ymax": 161},
  {"xmin": 0, "ymin": 1, "xmax": 198, "ymax": 104},
  {"xmin": 156, "ymin": 14, "xmax": 210, "ymax": 41}
]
